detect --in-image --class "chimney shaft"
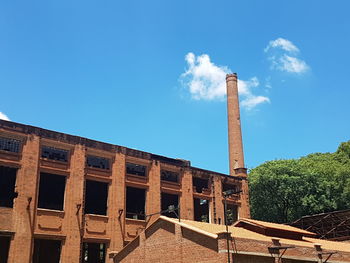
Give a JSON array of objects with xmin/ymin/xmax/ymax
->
[
  {"xmin": 226, "ymin": 73, "xmax": 250, "ymax": 219},
  {"xmin": 226, "ymin": 73, "xmax": 245, "ymax": 175}
]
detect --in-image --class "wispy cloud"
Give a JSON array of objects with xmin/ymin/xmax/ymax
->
[
  {"xmin": 180, "ymin": 52, "xmax": 269, "ymax": 109},
  {"xmin": 265, "ymin": 38, "xmax": 309, "ymax": 74},
  {"xmin": 264, "ymin": 38, "xmax": 299, "ymax": 53},
  {"xmin": 0, "ymin": 112, "xmax": 10, "ymax": 121}
]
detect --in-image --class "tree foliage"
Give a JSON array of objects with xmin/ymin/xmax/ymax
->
[{"xmin": 249, "ymin": 141, "xmax": 350, "ymax": 223}]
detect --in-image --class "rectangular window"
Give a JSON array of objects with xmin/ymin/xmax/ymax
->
[
  {"xmin": 41, "ymin": 146, "xmax": 68, "ymax": 163},
  {"xmin": 82, "ymin": 243, "xmax": 106, "ymax": 263},
  {"xmin": 161, "ymin": 170, "xmax": 179, "ymax": 183},
  {"xmin": 33, "ymin": 239, "xmax": 61, "ymax": 263},
  {"xmin": 38, "ymin": 173, "xmax": 66, "ymax": 211},
  {"xmin": 126, "ymin": 163, "xmax": 146, "ymax": 177},
  {"xmin": 225, "ymin": 204, "xmax": 238, "ymax": 225},
  {"xmin": 0, "ymin": 137, "xmax": 20, "ymax": 153},
  {"xmin": 194, "ymin": 198, "xmax": 209, "ymax": 223},
  {"xmin": 0, "ymin": 166, "xmax": 17, "ymax": 208},
  {"xmin": 0, "ymin": 236, "xmax": 11, "ymax": 263},
  {"xmin": 193, "ymin": 177, "xmax": 209, "ymax": 193},
  {"xmin": 161, "ymin": 192, "xmax": 179, "ymax": 218},
  {"xmin": 86, "ymin": 156, "xmax": 110, "ymax": 170},
  {"xmin": 85, "ymin": 180, "xmax": 108, "ymax": 215},
  {"xmin": 222, "ymin": 182, "xmax": 237, "ymax": 193},
  {"xmin": 126, "ymin": 187, "xmax": 146, "ymax": 220}
]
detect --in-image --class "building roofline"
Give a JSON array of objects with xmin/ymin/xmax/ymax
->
[{"xmin": 0, "ymin": 119, "xmax": 236, "ymax": 178}]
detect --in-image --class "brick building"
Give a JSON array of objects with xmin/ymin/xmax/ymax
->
[
  {"xmin": 0, "ymin": 74, "xmax": 250, "ymax": 262},
  {"xmin": 114, "ymin": 216, "xmax": 350, "ymax": 263}
]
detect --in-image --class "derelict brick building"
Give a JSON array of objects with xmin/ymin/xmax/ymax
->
[{"xmin": 0, "ymin": 74, "xmax": 249, "ymax": 263}]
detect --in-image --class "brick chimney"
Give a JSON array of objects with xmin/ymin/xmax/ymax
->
[{"xmin": 226, "ymin": 73, "xmax": 250, "ymax": 218}]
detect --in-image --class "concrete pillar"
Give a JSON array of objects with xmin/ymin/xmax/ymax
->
[
  {"xmin": 60, "ymin": 144, "xmax": 85, "ymax": 263},
  {"xmin": 7, "ymin": 134, "xmax": 40, "ymax": 263}
]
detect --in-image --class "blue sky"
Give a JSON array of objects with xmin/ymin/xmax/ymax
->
[{"xmin": 1, "ymin": 0, "xmax": 349, "ymax": 173}]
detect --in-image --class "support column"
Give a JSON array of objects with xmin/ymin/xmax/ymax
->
[
  {"xmin": 7, "ymin": 134, "xmax": 40, "ymax": 263},
  {"xmin": 60, "ymin": 144, "xmax": 85, "ymax": 263},
  {"xmin": 147, "ymin": 160, "xmax": 161, "ymax": 225},
  {"xmin": 180, "ymin": 168, "xmax": 193, "ymax": 220}
]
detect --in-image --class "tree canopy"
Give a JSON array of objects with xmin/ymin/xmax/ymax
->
[{"xmin": 249, "ymin": 141, "xmax": 350, "ymax": 223}]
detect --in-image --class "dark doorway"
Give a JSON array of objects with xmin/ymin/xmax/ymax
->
[
  {"xmin": 126, "ymin": 187, "xmax": 146, "ymax": 220},
  {"xmin": 85, "ymin": 180, "xmax": 108, "ymax": 215},
  {"xmin": 161, "ymin": 192, "xmax": 179, "ymax": 218},
  {"xmin": 33, "ymin": 239, "xmax": 61, "ymax": 263},
  {"xmin": 194, "ymin": 198, "xmax": 209, "ymax": 222},
  {"xmin": 82, "ymin": 242, "xmax": 106, "ymax": 263},
  {"xmin": 38, "ymin": 172, "xmax": 66, "ymax": 211},
  {"xmin": 0, "ymin": 166, "xmax": 17, "ymax": 208},
  {"xmin": 0, "ymin": 236, "xmax": 11, "ymax": 263}
]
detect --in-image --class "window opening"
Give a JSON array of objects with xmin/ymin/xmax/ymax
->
[
  {"xmin": 38, "ymin": 173, "xmax": 66, "ymax": 211},
  {"xmin": 222, "ymin": 182, "xmax": 237, "ymax": 193},
  {"xmin": 161, "ymin": 170, "xmax": 179, "ymax": 183},
  {"xmin": 0, "ymin": 137, "xmax": 20, "ymax": 153},
  {"xmin": 194, "ymin": 198, "xmax": 209, "ymax": 223},
  {"xmin": 33, "ymin": 239, "xmax": 61, "ymax": 263},
  {"xmin": 193, "ymin": 177, "xmax": 209, "ymax": 193},
  {"xmin": 82, "ymin": 243, "xmax": 106, "ymax": 263},
  {"xmin": 126, "ymin": 162, "xmax": 146, "ymax": 177},
  {"xmin": 225, "ymin": 203, "xmax": 238, "ymax": 225},
  {"xmin": 85, "ymin": 180, "xmax": 108, "ymax": 215},
  {"xmin": 0, "ymin": 236, "xmax": 11, "ymax": 263},
  {"xmin": 0, "ymin": 166, "xmax": 17, "ymax": 208},
  {"xmin": 86, "ymin": 156, "xmax": 110, "ymax": 170},
  {"xmin": 41, "ymin": 146, "xmax": 68, "ymax": 162},
  {"xmin": 126, "ymin": 187, "xmax": 146, "ymax": 220},
  {"xmin": 161, "ymin": 193, "xmax": 179, "ymax": 218}
]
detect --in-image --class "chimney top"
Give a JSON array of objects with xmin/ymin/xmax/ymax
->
[{"xmin": 226, "ymin": 73, "xmax": 237, "ymax": 80}]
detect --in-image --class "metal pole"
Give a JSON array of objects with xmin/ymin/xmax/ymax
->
[{"xmin": 224, "ymin": 195, "xmax": 230, "ymax": 263}]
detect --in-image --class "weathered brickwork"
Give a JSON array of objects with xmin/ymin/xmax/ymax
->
[{"xmin": 0, "ymin": 119, "xmax": 246, "ymax": 263}]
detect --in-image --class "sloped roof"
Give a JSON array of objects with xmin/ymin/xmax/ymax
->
[
  {"xmin": 160, "ymin": 216, "xmax": 350, "ymax": 252},
  {"xmin": 234, "ymin": 218, "xmax": 316, "ymax": 236}
]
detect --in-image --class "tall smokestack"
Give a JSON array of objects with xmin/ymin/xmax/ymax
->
[{"xmin": 226, "ymin": 73, "xmax": 250, "ymax": 218}]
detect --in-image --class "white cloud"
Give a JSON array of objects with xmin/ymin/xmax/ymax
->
[
  {"xmin": 265, "ymin": 38, "xmax": 309, "ymax": 74},
  {"xmin": 180, "ymin": 52, "xmax": 269, "ymax": 109},
  {"xmin": 0, "ymin": 112, "xmax": 10, "ymax": 121},
  {"xmin": 278, "ymin": 55, "xmax": 309, "ymax": 73},
  {"xmin": 264, "ymin": 38, "xmax": 299, "ymax": 53}
]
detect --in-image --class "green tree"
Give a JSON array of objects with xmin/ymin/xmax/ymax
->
[{"xmin": 249, "ymin": 141, "xmax": 350, "ymax": 223}]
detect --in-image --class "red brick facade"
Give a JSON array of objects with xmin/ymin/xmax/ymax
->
[{"xmin": 0, "ymin": 119, "xmax": 247, "ymax": 263}]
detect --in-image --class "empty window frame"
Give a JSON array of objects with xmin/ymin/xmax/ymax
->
[
  {"xmin": 0, "ymin": 166, "xmax": 17, "ymax": 208},
  {"xmin": 222, "ymin": 182, "xmax": 237, "ymax": 193},
  {"xmin": 0, "ymin": 236, "xmax": 11, "ymax": 263},
  {"xmin": 82, "ymin": 242, "xmax": 106, "ymax": 263},
  {"xmin": 41, "ymin": 146, "xmax": 68, "ymax": 163},
  {"xmin": 33, "ymin": 239, "xmax": 62, "ymax": 263},
  {"xmin": 161, "ymin": 192, "xmax": 179, "ymax": 218},
  {"xmin": 192, "ymin": 177, "xmax": 209, "ymax": 193},
  {"xmin": 225, "ymin": 203, "xmax": 238, "ymax": 225},
  {"xmin": 126, "ymin": 187, "xmax": 146, "ymax": 220},
  {"xmin": 126, "ymin": 162, "xmax": 146, "ymax": 177},
  {"xmin": 0, "ymin": 137, "xmax": 20, "ymax": 153},
  {"xmin": 38, "ymin": 173, "xmax": 66, "ymax": 211},
  {"xmin": 86, "ymin": 156, "xmax": 110, "ymax": 170},
  {"xmin": 194, "ymin": 198, "xmax": 209, "ymax": 223},
  {"xmin": 161, "ymin": 170, "xmax": 179, "ymax": 183},
  {"xmin": 85, "ymin": 180, "xmax": 108, "ymax": 215}
]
